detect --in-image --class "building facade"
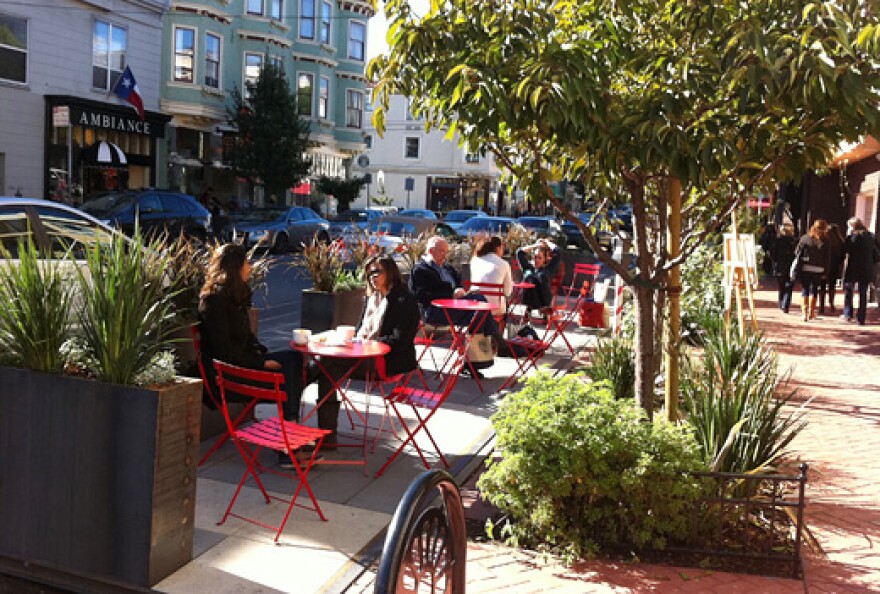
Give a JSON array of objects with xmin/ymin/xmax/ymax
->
[
  {"xmin": 161, "ymin": 0, "xmax": 372, "ymax": 205},
  {"xmin": 351, "ymin": 94, "xmax": 503, "ymax": 214},
  {"xmin": 0, "ymin": 0, "xmax": 170, "ymax": 202}
]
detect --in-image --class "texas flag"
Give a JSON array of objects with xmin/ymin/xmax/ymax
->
[{"xmin": 110, "ymin": 66, "xmax": 145, "ymax": 120}]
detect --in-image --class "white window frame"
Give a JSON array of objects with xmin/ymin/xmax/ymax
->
[
  {"xmin": 92, "ymin": 20, "xmax": 127, "ymax": 91},
  {"xmin": 247, "ymin": 0, "xmax": 264, "ymax": 16},
  {"xmin": 318, "ymin": 76, "xmax": 330, "ymax": 119},
  {"xmin": 300, "ymin": 0, "xmax": 316, "ymax": 40},
  {"xmin": 297, "ymin": 72, "xmax": 314, "ymax": 117},
  {"xmin": 319, "ymin": 0, "xmax": 332, "ymax": 44},
  {"xmin": 348, "ymin": 20, "xmax": 366, "ymax": 61},
  {"xmin": 0, "ymin": 13, "xmax": 27, "ymax": 84},
  {"xmin": 404, "ymin": 137, "xmax": 420, "ymax": 160},
  {"xmin": 204, "ymin": 32, "xmax": 221, "ymax": 88},
  {"xmin": 173, "ymin": 25, "xmax": 196, "ymax": 83},
  {"xmin": 346, "ymin": 89, "xmax": 363, "ymax": 128},
  {"xmin": 243, "ymin": 52, "xmax": 263, "ymax": 98}
]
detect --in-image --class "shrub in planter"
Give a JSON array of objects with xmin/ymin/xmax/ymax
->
[
  {"xmin": 478, "ymin": 372, "xmax": 706, "ymax": 560},
  {"xmin": 681, "ymin": 325, "xmax": 807, "ymax": 474}
]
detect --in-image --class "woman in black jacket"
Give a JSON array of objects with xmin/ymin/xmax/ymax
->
[
  {"xmin": 771, "ymin": 223, "xmax": 797, "ymax": 313},
  {"xmin": 197, "ymin": 243, "xmax": 305, "ymax": 423},
  {"xmin": 842, "ymin": 217, "xmax": 878, "ymax": 325},
  {"xmin": 794, "ymin": 219, "xmax": 829, "ymax": 321},
  {"xmin": 302, "ymin": 254, "xmax": 420, "ymax": 448}
]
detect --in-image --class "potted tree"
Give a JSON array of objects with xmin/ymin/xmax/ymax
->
[
  {"xmin": 0, "ymin": 231, "xmax": 201, "ymax": 588},
  {"xmin": 297, "ymin": 237, "xmax": 368, "ymax": 332}
]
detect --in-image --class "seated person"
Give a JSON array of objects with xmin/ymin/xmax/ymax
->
[
  {"xmin": 516, "ymin": 239, "xmax": 562, "ymax": 311},
  {"xmin": 197, "ymin": 244, "xmax": 305, "ymax": 465},
  {"xmin": 298, "ymin": 255, "xmax": 421, "ymax": 449},
  {"xmin": 469, "ymin": 235, "xmax": 513, "ymax": 317}
]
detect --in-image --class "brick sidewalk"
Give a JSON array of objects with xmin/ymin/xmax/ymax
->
[{"xmin": 459, "ymin": 284, "xmax": 880, "ymax": 593}]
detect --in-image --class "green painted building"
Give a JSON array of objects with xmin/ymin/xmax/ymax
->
[{"xmin": 160, "ymin": 0, "xmax": 372, "ymax": 204}]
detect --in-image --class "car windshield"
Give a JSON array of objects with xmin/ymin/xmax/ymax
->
[
  {"xmin": 519, "ymin": 218, "xmax": 549, "ymax": 229},
  {"xmin": 368, "ymin": 221, "xmax": 418, "ymax": 235},
  {"xmin": 333, "ymin": 211, "xmax": 367, "ymax": 222},
  {"xmin": 238, "ymin": 208, "xmax": 287, "ymax": 223},
  {"xmin": 462, "ymin": 218, "xmax": 510, "ymax": 232},
  {"xmin": 80, "ymin": 193, "xmax": 138, "ymax": 217}
]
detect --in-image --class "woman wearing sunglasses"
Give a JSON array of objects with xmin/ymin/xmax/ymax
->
[{"xmin": 304, "ymin": 254, "xmax": 420, "ymax": 449}]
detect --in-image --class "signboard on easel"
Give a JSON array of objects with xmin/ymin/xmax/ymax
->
[{"xmin": 722, "ymin": 228, "xmax": 759, "ymax": 333}]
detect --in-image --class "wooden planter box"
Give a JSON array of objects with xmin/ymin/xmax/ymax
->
[
  {"xmin": 0, "ymin": 368, "xmax": 202, "ymax": 587},
  {"xmin": 301, "ymin": 288, "xmax": 365, "ymax": 333}
]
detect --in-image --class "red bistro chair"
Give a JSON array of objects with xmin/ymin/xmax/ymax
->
[
  {"xmin": 541, "ymin": 263, "xmax": 601, "ymax": 355},
  {"xmin": 374, "ymin": 350, "xmax": 466, "ymax": 478},
  {"xmin": 465, "ymin": 280, "xmax": 508, "ymax": 334},
  {"xmin": 213, "ymin": 360, "xmax": 330, "ymax": 542},
  {"xmin": 192, "ymin": 326, "xmax": 257, "ymax": 467}
]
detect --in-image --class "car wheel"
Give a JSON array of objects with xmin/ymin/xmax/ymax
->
[
  {"xmin": 273, "ymin": 233, "xmax": 291, "ymax": 253},
  {"xmin": 316, "ymin": 231, "xmax": 331, "ymax": 245}
]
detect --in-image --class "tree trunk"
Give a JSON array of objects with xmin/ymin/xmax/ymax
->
[{"xmin": 633, "ymin": 283, "xmax": 656, "ymax": 419}]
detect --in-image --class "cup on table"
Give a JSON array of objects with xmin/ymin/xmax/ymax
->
[
  {"xmin": 292, "ymin": 328, "xmax": 312, "ymax": 346},
  {"xmin": 336, "ymin": 325, "xmax": 356, "ymax": 342}
]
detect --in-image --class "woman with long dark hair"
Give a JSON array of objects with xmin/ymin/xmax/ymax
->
[
  {"xmin": 198, "ymin": 244, "xmax": 305, "ymax": 465},
  {"xmin": 841, "ymin": 217, "xmax": 878, "ymax": 325}
]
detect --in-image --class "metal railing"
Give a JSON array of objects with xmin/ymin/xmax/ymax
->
[
  {"xmin": 668, "ymin": 463, "xmax": 808, "ymax": 579},
  {"xmin": 374, "ymin": 470, "xmax": 467, "ymax": 594}
]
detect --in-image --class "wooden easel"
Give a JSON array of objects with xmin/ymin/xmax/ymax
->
[{"xmin": 723, "ymin": 211, "xmax": 759, "ymax": 335}]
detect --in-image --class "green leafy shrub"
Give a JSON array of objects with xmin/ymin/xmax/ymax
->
[
  {"xmin": 681, "ymin": 325, "xmax": 807, "ymax": 474},
  {"xmin": 73, "ymin": 228, "xmax": 183, "ymax": 385},
  {"xmin": 0, "ymin": 239, "xmax": 74, "ymax": 372},
  {"xmin": 478, "ymin": 372, "xmax": 706, "ymax": 559},
  {"xmin": 680, "ymin": 241, "xmax": 726, "ymax": 344},
  {"xmin": 582, "ymin": 334, "xmax": 635, "ymax": 400}
]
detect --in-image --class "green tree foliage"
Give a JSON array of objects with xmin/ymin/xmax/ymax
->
[
  {"xmin": 371, "ymin": 0, "xmax": 880, "ymax": 414},
  {"xmin": 316, "ymin": 175, "xmax": 367, "ymax": 213},
  {"xmin": 478, "ymin": 372, "xmax": 705, "ymax": 558},
  {"xmin": 228, "ymin": 64, "xmax": 312, "ymax": 200}
]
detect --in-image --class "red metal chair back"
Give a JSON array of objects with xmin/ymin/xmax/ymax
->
[{"xmin": 191, "ymin": 325, "xmax": 220, "ymax": 409}]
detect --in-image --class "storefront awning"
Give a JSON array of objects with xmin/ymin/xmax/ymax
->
[{"xmin": 82, "ymin": 141, "xmax": 127, "ymax": 167}]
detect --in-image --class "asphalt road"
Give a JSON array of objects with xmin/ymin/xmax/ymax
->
[{"xmin": 252, "ymin": 254, "xmax": 313, "ymax": 352}]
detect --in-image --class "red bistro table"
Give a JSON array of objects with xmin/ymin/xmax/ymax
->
[
  {"xmin": 430, "ymin": 298, "xmax": 496, "ymax": 392},
  {"xmin": 291, "ymin": 338, "xmax": 391, "ymax": 469}
]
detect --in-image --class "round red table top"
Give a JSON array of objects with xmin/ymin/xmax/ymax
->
[
  {"xmin": 512, "ymin": 281, "xmax": 535, "ymax": 289},
  {"xmin": 431, "ymin": 298, "xmax": 496, "ymax": 312},
  {"xmin": 290, "ymin": 338, "xmax": 390, "ymax": 358}
]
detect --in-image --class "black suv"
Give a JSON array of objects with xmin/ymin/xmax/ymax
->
[{"xmin": 79, "ymin": 190, "xmax": 211, "ymax": 240}]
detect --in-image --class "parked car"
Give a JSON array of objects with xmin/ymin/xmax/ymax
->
[
  {"xmin": 79, "ymin": 190, "xmax": 211, "ymax": 240},
  {"xmin": 442, "ymin": 209, "xmax": 484, "ymax": 231},
  {"xmin": 398, "ymin": 208, "xmax": 438, "ymax": 219},
  {"xmin": 560, "ymin": 212, "xmax": 615, "ymax": 249},
  {"xmin": 456, "ymin": 215, "xmax": 519, "ymax": 236},
  {"xmin": 0, "ymin": 197, "xmax": 123, "ymax": 258},
  {"xmin": 515, "ymin": 216, "xmax": 567, "ymax": 245},
  {"xmin": 359, "ymin": 215, "xmax": 459, "ymax": 252},
  {"xmin": 328, "ymin": 208, "xmax": 386, "ymax": 239},
  {"xmin": 228, "ymin": 206, "xmax": 330, "ymax": 252}
]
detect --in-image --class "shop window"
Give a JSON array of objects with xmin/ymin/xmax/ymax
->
[
  {"xmin": 92, "ymin": 21, "xmax": 127, "ymax": 90},
  {"xmin": 0, "ymin": 14, "xmax": 27, "ymax": 84},
  {"xmin": 405, "ymin": 137, "xmax": 420, "ymax": 159},
  {"xmin": 297, "ymin": 73, "xmax": 314, "ymax": 116},
  {"xmin": 174, "ymin": 27, "xmax": 195, "ymax": 83},
  {"xmin": 318, "ymin": 76, "xmax": 329, "ymax": 118},
  {"xmin": 205, "ymin": 33, "xmax": 220, "ymax": 88},
  {"xmin": 346, "ymin": 90, "xmax": 363, "ymax": 128},
  {"xmin": 348, "ymin": 21, "xmax": 365, "ymax": 61},
  {"xmin": 300, "ymin": 0, "xmax": 315, "ymax": 40}
]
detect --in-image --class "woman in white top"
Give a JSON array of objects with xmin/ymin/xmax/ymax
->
[{"xmin": 469, "ymin": 236, "xmax": 513, "ymax": 315}]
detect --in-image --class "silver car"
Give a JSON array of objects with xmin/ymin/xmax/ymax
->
[{"xmin": 230, "ymin": 207, "xmax": 331, "ymax": 252}]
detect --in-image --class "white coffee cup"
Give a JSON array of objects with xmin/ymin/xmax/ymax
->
[
  {"xmin": 337, "ymin": 325, "xmax": 356, "ymax": 342},
  {"xmin": 292, "ymin": 328, "xmax": 312, "ymax": 345}
]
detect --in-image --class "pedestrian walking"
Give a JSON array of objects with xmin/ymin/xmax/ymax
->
[
  {"xmin": 771, "ymin": 223, "xmax": 797, "ymax": 313},
  {"xmin": 841, "ymin": 217, "xmax": 879, "ymax": 325},
  {"xmin": 819, "ymin": 223, "xmax": 844, "ymax": 314},
  {"xmin": 793, "ymin": 219, "xmax": 829, "ymax": 322}
]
